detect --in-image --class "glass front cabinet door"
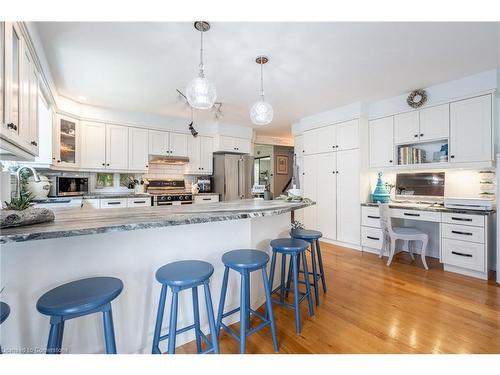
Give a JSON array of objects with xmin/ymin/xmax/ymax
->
[{"xmin": 53, "ymin": 114, "xmax": 80, "ymax": 168}]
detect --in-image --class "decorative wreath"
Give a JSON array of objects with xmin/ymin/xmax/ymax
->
[{"xmin": 407, "ymin": 89, "xmax": 427, "ymax": 109}]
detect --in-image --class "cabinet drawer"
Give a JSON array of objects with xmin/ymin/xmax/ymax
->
[
  {"xmin": 361, "ymin": 226, "xmax": 383, "ymax": 250},
  {"xmin": 391, "ymin": 209, "xmax": 440, "ymax": 222},
  {"xmin": 361, "ymin": 206, "xmax": 381, "ymax": 228},
  {"xmin": 100, "ymin": 198, "xmax": 128, "ymax": 208},
  {"xmin": 441, "ymin": 223, "xmax": 484, "ymax": 243},
  {"xmin": 441, "ymin": 212, "xmax": 484, "ymax": 227},
  {"xmin": 441, "ymin": 238, "xmax": 485, "ymax": 272},
  {"xmin": 127, "ymin": 197, "xmax": 151, "ymax": 207},
  {"xmin": 194, "ymin": 195, "xmax": 219, "ymax": 204}
]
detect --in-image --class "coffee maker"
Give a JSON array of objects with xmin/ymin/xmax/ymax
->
[{"xmin": 197, "ymin": 176, "xmax": 212, "ymax": 193}]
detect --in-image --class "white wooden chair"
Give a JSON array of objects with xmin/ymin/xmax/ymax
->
[{"xmin": 378, "ymin": 203, "xmax": 429, "ymax": 270}]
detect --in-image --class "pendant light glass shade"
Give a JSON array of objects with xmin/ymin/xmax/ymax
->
[
  {"xmin": 186, "ymin": 21, "xmax": 216, "ymax": 110},
  {"xmin": 250, "ymin": 100, "xmax": 273, "ymax": 125},
  {"xmin": 186, "ymin": 75, "xmax": 217, "ymax": 110},
  {"xmin": 250, "ymin": 56, "xmax": 273, "ymax": 126}
]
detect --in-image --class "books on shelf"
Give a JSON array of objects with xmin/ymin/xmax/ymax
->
[{"xmin": 398, "ymin": 146, "xmax": 426, "ymax": 165}]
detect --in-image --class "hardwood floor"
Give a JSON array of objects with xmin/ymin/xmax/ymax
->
[{"xmin": 178, "ymin": 242, "xmax": 500, "ymax": 354}]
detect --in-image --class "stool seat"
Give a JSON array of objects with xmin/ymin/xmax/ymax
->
[
  {"xmin": 36, "ymin": 277, "xmax": 123, "ymax": 317},
  {"xmin": 222, "ymin": 249, "xmax": 269, "ymax": 269},
  {"xmin": 0, "ymin": 302, "xmax": 10, "ymax": 324},
  {"xmin": 290, "ymin": 229, "xmax": 322, "ymax": 240},
  {"xmin": 270, "ymin": 238, "xmax": 310, "ymax": 253},
  {"xmin": 156, "ymin": 260, "xmax": 214, "ymax": 287}
]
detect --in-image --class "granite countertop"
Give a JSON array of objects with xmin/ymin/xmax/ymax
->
[
  {"xmin": 33, "ymin": 193, "xmax": 151, "ymax": 203},
  {"xmin": 361, "ymin": 202, "xmax": 495, "ymax": 215},
  {"xmin": 0, "ymin": 199, "xmax": 313, "ymax": 244}
]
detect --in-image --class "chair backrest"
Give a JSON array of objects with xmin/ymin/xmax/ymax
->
[{"xmin": 378, "ymin": 203, "xmax": 392, "ymax": 233}]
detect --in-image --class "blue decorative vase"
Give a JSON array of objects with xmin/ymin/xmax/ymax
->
[{"xmin": 372, "ymin": 172, "xmax": 390, "ymax": 203}]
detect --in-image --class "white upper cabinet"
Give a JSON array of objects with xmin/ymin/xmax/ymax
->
[
  {"xmin": 337, "ymin": 119, "xmax": 359, "ymax": 150},
  {"xmin": 0, "ymin": 23, "xmax": 4, "ymax": 130},
  {"xmin": 214, "ymin": 135, "xmax": 251, "ymax": 154},
  {"xmin": 54, "ymin": 114, "xmax": 79, "ymax": 168},
  {"xmin": 149, "ymin": 130, "xmax": 187, "ymax": 157},
  {"xmin": 169, "ymin": 132, "xmax": 188, "ymax": 157},
  {"xmin": 317, "ymin": 126, "xmax": 337, "ymax": 153},
  {"xmin": 80, "ymin": 121, "xmax": 106, "ymax": 169},
  {"xmin": 294, "ymin": 135, "xmax": 304, "ymax": 158},
  {"xmin": 106, "ymin": 124, "xmax": 128, "ymax": 170},
  {"xmin": 128, "ymin": 127, "xmax": 149, "ymax": 171},
  {"xmin": 394, "ymin": 111, "xmax": 419, "ymax": 144},
  {"xmin": 450, "ymin": 94, "xmax": 492, "ymax": 163},
  {"xmin": 302, "ymin": 130, "xmax": 316, "ymax": 155},
  {"xmin": 187, "ymin": 135, "xmax": 213, "ymax": 174},
  {"xmin": 200, "ymin": 136, "xmax": 213, "ymax": 173},
  {"xmin": 369, "ymin": 116, "xmax": 394, "ymax": 168},
  {"xmin": 419, "ymin": 104, "xmax": 449, "ymax": 141}
]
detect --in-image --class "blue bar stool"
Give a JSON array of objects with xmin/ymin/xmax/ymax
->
[
  {"xmin": 36, "ymin": 277, "xmax": 123, "ymax": 354},
  {"xmin": 269, "ymin": 238, "xmax": 314, "ymax": 335},
  {"xmin": 288, "ymin": 229, "xmax": 326, "ymax": 306},
  {"xmin": 152, "ymin": 260, "xmax": 219, "ymax": 354},
  {"xmin": 217, "ymin": 249, "xmax": 278, "ymax": 354},
  {"xmin": 1, "ymin": 301, "xmax": 10, "ymax": 354}
]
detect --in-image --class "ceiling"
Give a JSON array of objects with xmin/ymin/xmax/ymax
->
[{"xmin": 35, "ymin": 22, "xmax": 500, "ymax": 138}]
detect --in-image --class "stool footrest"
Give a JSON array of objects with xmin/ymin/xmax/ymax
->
[{"xmin": 159, "ymin": 323, "xmax": 196, "ymax": 341}]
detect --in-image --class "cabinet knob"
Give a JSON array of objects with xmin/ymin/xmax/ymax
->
[
  {"xmin": 414, "ymin": 134, "xmax": 418, "ymax": 137},
  {"xmin": 389, "ymin": 160, "xmax": 393, "ymax": 163},
  {"xmin": 107, "ymin": 163, "xmax": 110, "ymax": 166},
  {"xmin": 52, "ymin": 157, "xmax": 56, "ymax": 160},
  {"xmin": 146, "ymin": 165, "xmax": 148, "ymax": 168},
  {"xmin": 31, "ymin": 141, "xmax": 38, "ymax": 146},
  {"xmin": 102, "ymin": 163, "xmax": 105, "ymax": 166},
  {"xmin": 450, "ymin": 155, "xmax": 455, "ymax": 159},
  {"xmin": 57, "ymin": 160, "xmax": 61, "ymax": 163},
  {"xmin": 420, "ymin": 133, "xmax": 424, "ymax": 137},
  {"xmin": 7, "ymin": 123, "xmax": 17, "ymax": 131}
]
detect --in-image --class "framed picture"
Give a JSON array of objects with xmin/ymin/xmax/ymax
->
[{"xmin": 276, "ymin": 155, "xmax": 289, "ymax": 175}]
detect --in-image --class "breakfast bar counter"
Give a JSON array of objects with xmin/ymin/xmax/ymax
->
[{"xmin": 0, "ymin": 199, "xmax": 311, "ymax": 353}]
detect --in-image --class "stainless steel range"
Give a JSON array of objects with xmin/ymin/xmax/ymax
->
[{"xmin": 147, "ymin": 179, "xmax": 193, "ymax": 206}]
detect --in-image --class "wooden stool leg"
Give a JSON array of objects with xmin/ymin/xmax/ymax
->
[
  {"xmin": 102, "ymin": 304, "xmax": 117, "ymax": 354},
  {"xmin": 203, "ymin": 281, "xmax": 220, "ymax": 354},
  {"xmin": 261, "ymin": 267, "xmax": 279, "ymax": 352},
  {"xmin": 316, "ymin": 239, "xmax": 327, "ymax": 293},
  {"xmin": 152, "ymin": 284, "xmax": 167, "ymax": 354},
  {"xmin": 301, "ymin": 251, "xmax": 315, "ymax": 317},
  {"xmin": 192, "ymin": 286, "xmax": 202, "ymax": 353},
  {"xmin": 309, "ymin": 240, "xmax": 320, "ymax": 306},
  {"xmin": 216, "ymin": 266, "xmax": 230, "ymax": 333},
  {"xmin": 292, "ymin": 254, "xmax": 301, "ymax": 335},
  {"xmin": 239, "ymin": 270, "xmax": 249, "ymax": 353},
  {"xmin": 167, "ymin": 290, "xmax": 179, "ymax": 354}
]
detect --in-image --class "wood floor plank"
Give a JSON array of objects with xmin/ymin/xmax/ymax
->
[{"xmin": 176, "ymin": 243, "xmax": 500, "ymax": 354}]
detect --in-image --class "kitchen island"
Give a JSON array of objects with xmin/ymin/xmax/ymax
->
[{"xmin": 0, "ymin": 199, "xmax": 311, "ymax": 353}]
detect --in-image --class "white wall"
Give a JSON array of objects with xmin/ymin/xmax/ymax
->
[{"xmin": 369, "ymin": 69, "xmax": 498, "ymax": 119}]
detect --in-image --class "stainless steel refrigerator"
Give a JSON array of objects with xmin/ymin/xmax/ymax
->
[{"xmin": 213, "ymin": 154, "xmax": 254, "ymax": 201}]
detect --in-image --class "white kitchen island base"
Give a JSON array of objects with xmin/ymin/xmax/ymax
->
[{"xmin": 0, "ymin": 213, "xmax": 291, "ymax": 354}]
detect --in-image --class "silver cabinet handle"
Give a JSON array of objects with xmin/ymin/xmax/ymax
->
[{"xmin": 451, "ymin": 230, "xmax": 473, "ymax": 236}]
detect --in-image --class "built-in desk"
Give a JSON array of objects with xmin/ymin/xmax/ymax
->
[{"xmin": 360, "ymin": 203, "xmax": 496, "ymax": 280}]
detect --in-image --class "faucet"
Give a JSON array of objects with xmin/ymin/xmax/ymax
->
[{"xmin": 16, "ymin": 166, "xmax": 40, "ymax": 198}]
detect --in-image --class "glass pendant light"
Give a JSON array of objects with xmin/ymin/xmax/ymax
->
[
  {"xmin": 250, "ymin": 56, "xmax": 273, "ymax": 126},
  {"xmin": 186, "ymin": 21, "xmax": 217, "ymax": 110}
]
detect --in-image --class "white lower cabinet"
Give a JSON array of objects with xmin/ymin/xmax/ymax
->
[
  {"xmin": 127, "ymin": 197, "xmax": 151, "ymax": 207},
  {"xmin": 100, "ymin": 198, "xmax": 128, "ymax": 209},
  {"xmin": 442, "ymin": 239, "xmax": 485, "ymax": 273},
  {"xmin": 316, "ymin": 153, "xmax": 336, "ymax": 240},
  {"xmin": 336, "ymin": 149, "xmax": 360, "ymax": 245},
  {"xmin": 194, "ymin": 195, "xmax": 219, "ymax": 204},
  {"xmin": 361, "ymin": 226, "xmax": 383, "ymax": 250},
  {"xmin": 302, "ymin": 154, "xmax": 318, "ymax": 230}
]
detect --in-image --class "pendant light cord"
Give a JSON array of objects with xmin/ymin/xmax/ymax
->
[
  {"xmin": 260, "ymin": 61, "xmax": 265, "ymax": 100},
  {"xmin": 199, "ymin": 30, "xmax": 205, "ymax": 77}
]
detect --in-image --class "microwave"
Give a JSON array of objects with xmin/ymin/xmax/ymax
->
[{"xmin": 51, "ymin": 177, "xmax": 89, "ymax": 197}]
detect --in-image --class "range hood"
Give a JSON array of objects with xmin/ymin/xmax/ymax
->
[{"xmin": 148, "ymin": 154, "xmax": 190, "ymax": 165}]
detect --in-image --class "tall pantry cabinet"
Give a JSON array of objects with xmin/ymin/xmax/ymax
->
[{"xmin": 299, "ymin": 119, "xmax": 361, "ymax": 246}]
